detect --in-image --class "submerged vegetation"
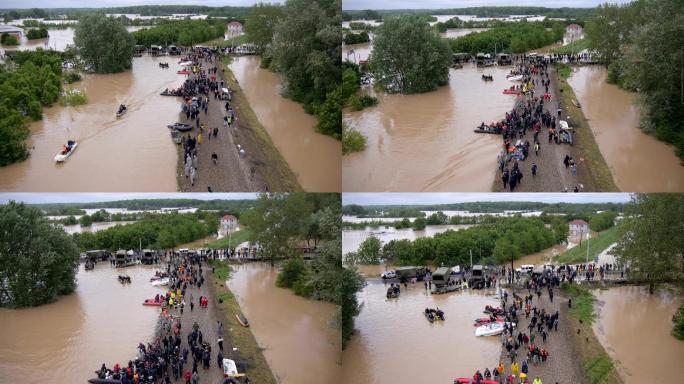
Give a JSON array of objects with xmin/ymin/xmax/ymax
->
[
  {"xmin": 0, "ymin": 202, "xmax": 80, "ymax": 308},
  {"xmin": 59, "ymin": 89, "xmax": 88, "ymax": 106},
  {"xmin": 449, "ymin": 21, "xmax": 564, "ymax": 55},
  {"xmin": 132, "ymin": 19, "xmax": 226, "ymax": 47},
  {"xmin": 342, "ymin": 123, "xmax": 367, "ymax": 155},
  {"xmin": 74, "ymin": 14, "xmax": 135, "ymax": 73}
]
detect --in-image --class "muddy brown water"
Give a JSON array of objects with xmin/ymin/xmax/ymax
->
[
  {"xmin": 342, "ymin": 224, "xmax": 473, "ymax": 255},
  {"xmin": 0, "ymin": 26, "xmax": 145, "ymax": 53},
  {"xmin": 343, "ymin": 64, "xmax": 514, "ymax": 191},
  {"xmin": 229, "ymin": 56, "xmax": 341, "ymax": 192},
  {"xmin": 61, "ymin": 220, "xmax": 136, "ymax": 234},
  {"xmin": 567, "ymin": 66, "xmax": 684, "ymax": 191},
  {"xmin": 593, "ymin": 286, "xmax": 684, "ymax": 383},
  {"xmin": 226, "ymin": 262, "xmax": 341, "ymax": 384},
  {"xmin": 0, "ymin": 55, "xmax": 181, "ymax": 191},
  {"xmin": 0, "ymin": 263, "xmax": 168, "ymax": 383},
  {"xmin": 342, "ymin": 280, "xmax": 502, "ymax": 383}
]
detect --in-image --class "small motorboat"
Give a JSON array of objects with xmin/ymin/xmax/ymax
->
[
  {"xmin": 150, "ymin": 272, "xmax": 169, "ymax": 282},
  {"xmin": 475, "ymin": 322, "xmax": 516, "ymax": 337},
  {"xmin": 473, "ymin": 125, "xmax": 501, "ymax": 134},
  {"xmin": 424, "ymin": 308, "xmax": 445, "ymax": 322},
  {"xmin": 177, "ymin": 69, "xmax": 191, "ymax": 75},
  {"xmin": 160, "ymin": 90, "xmax": 180, "ymax": 96},
  {"xmin": 118, "ymin": 275, "xmax": 131, "ymax": 284},
  {"xmin": 167, "ymin": 122, "xmax": 193, "ymax": 132},
  {"xmin": 222, "ymin": 358, "xmax": 240, "ymax": 378},
  {"xmin": 179, "ymin": 60, "xmax": 193, "ymax": 66},
  {"xmin": 235, "ymin": 313, "xmax": 249, "ymax": 327},
  {"xmin": 483, "ymin": 305, "xmax": 505, "ymax": 315},
  {"xmin": 481, "ymin": 74, "xmax": 493, "ymax": 81},
  {"xmin": 116, "ymin": 105, "xmax": 127, "ymax": 118},
  {"xmin": 507, "ymin": 74, "xmax": 523, "ymax": 81},
  {"xmin": 54, "ymin": 140, "xmax": 78, "ymax": 162},
  {"xmin": 143, "ymin": 299, "xmax": 163, "ymax": 306},
  {"xmin": 473, "ymin": 317, "xmax": 504, "ymax": 326},
  {"xmin": 151, "ymin": 277, "xmax": 170, "ymax": 286},
  {"xmin": 454, "ymin": 378, "xmax": 499, "ymax": 384},
  {"xmin": 502, "ymin": 88, "xmax": 522, "ymax": 95}
]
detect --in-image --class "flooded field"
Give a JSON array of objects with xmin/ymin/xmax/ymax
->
[
  {"xmin": 342, "ymin": 281, "xmax": 501, "ymax": 383},
  {"xmin": 229, "ymin": 56, "xmax": 341, "ymax": 192},
  {"xmin": 61, "ymin": 220, "xmax": 136, "ymax": 234},
  {"xmin": 343, "ymin": 65, "xmax": 514, "ymax": 191},
  {"xmin": 227, "ymin": 263, "xmax": 341, "ymax": 384},
  {"xmin": 567, "ymin": 66, "xmax": 684, "ymax": 191},
  {"xmin": 0, "ymin": 56, "xmax": 181, "ymax": 191},
  {"xmin": 343, "ymin": 224, "xmax": 472, "ymax": 255},
  {"xmin": 0, "ymin": 263, "xmax": 166, "ymax": 383},
  {"xmin": 593, "ymin": 286, "xmax": 684, "ymax": 383},
  {"xmin": 0, "ymin": 26, "xmax": 145, "ymax": 53}
]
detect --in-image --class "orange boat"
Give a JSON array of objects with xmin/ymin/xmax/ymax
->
[{"xmin": 143, "ymin": 299, "xmax": 162, "ymax": 306}]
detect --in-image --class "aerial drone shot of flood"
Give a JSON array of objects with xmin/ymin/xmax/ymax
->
[
  {"xmin": 341, "ymin": 0, "xmax": 684, "ymax": 192},
  {"xmin": 0, "ymin": 1, "xmax": 341, "ymax": 192},
  {"xmin": 0, "ymin": 192, "xmax": 342, "ymax": 384},
  {"xmin": 341, "ymin": 192, "xmax": 684, "ymax": 384}
]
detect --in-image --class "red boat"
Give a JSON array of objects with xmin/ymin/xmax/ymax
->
[
  {"xmin": 502, "ymin": 88, "xmax": 522, "ymax": 95},
  {"xmin": 142, "ymin": 299, "xmax": 163, "ymax": 306},
  {"xmin": 177, "ymin": 70, "xmax": 190, "ymax": 75},
  {"xmin": 483, "ymin": 305, "xmax": 505, "ymax": 315},
  {"xmin": 473, "ymin": 317, "xmax": 504, "ymax": 326},
  {"xmin": 454, "ymin": 378, "xmax": 499, "ymax": 384}
]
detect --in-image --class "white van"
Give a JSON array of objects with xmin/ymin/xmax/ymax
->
[{"xmin": 517, "ymin": 264, "xmax": 534, "ymax": 274}]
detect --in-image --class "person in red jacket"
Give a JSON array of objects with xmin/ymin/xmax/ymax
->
[{"xmin": 184, "ymin": 370, "xmax": 192, "ymax": 384}]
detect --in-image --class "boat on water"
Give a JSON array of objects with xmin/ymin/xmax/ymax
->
[
  {"xmin": 177, "ymin": 69, "xmax": 191, "ymax": 75},
  {"xmin": 474, "ymin": 322, "xmax": 515, "ymax": 337},
  {"xmin": 235, "ymin": 313, "xmax": 249, "ymax": 327},
  {"xmin": 483, "ymin": 305, "xmax": 505, "ymax": 315},
  {"xmin": 473, "ymin": 125, "xmax": 501, "ymax": 134},
  {"xmin": 502, "ymin": 88, "xmax": 522, "ymax": 95},
  {"xmin": 151, "ymin": 277, "xmax": 170, "ymax": 286},
  {"xmin": 54, "ymin": 140, "xmax": 78, "ymax": 162},
  {"xmin": 116, "ymin": 105, "xmax": 127, "ymax": 118},
  {"xmin": 473, "ymin": 317, "xmax": 504, "ymax": 326},
  {"xmin": 454, "ymin": 378, "xmax": 499, "ymax": 384},
  {"xmin": 179, "ymin": 60, "xmax": 193, "ymax": 66},
  {"xmin": 507, "ymin": 74, "xmax": 524, "ymax": 81},
  {"xmin": 168, "ymin": 122, "xmax": 193, "ymax": 132},
  {"xmin": 143, "ymin": 299, "xmax": 163, "ymax": 306}
]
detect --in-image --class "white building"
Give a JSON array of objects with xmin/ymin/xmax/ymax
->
[
  {"xmin": 569, "ymin": 219, "xmax": 589, "ymax": 240},
  {"xmin": 564, "ymin": 23, "xmax": 584, "ymax": 45},
  {"xmin": 220, "ymin": 214, "xmax": 238, "ymax": 235},
  {"xmin": 227, "ymin": 21, "xmax": 243, "ymax": 35}
]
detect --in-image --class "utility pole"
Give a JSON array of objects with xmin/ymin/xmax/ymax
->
[
  {"xmin": 586, "ymin": 232, "xmax": 590, "ymax": 265},
  {"xmin": 470, "ymin": 249, "xmax": 473, "ymax": 268}
]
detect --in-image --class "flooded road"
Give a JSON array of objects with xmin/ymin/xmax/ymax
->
[
  {"xmin": 343, "ymin": 224, "xmax": 472, "ymax": 255},
  {"xmin": 593, "ymin": 286, "xmax": 684, "ymax": 383},
  {"xmin": 0, "ymin": 55, "xmax": 181, "ymax": 191},
  {"xmin": 227, "ymin": 263, "xmax": 341, "ymax": 384},
  {"xmin": 61, "ymin": 220, "xmax": 136, "ymax": 234},
  {"xmin": 567, "ymin": 66, "xmax": 684, "ymax": 191},
  {"xmin": 343, "ymin": 65, "xmax": 514, "ymax": 191},
  {"xmin": 342, "ymin": 280, "xmax": 501, "ymax": 383},
  {"xmin": 0, "ymin": 263, "xmax": 167, "ymax": 383},
  {"xmin": 229, "ymin": 56, "xmax": 341, "ymax": 192}
]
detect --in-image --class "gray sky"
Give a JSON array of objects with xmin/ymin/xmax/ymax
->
[
  {"xmin": 0, "ymin": 193, "xmax": 258, "ymax": 204},
  {"xmin": 343, "ymin": 0, "xmax": 634, "ymax": 10},
  {"xmin": 1, "ymin": 1, "xmax": 283, "ymax": 9},
  {"xmin": 343, "ymin": 193, "xmax": 632, "ymax": 206}
]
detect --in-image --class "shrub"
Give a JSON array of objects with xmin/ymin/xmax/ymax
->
[
  {"xmin": 342, "ymin": 124, "xmax": 367, "ymax": 155},
  {"xmin": 60, "ymin": 89, "xmax": 88, "ymax": 106},
  {"xmin": 276, "ymin": 258, "xmax": 307, "ymax": 288},
  {"xmin": 673, "ymin": 302, "xmax": 684, "ymax": 340},
  {"xmin": 0, "ymin": 33, "xmax": 18, "ymax": 45}
]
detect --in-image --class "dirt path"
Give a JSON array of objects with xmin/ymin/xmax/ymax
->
[
  {"xmin": 497, "ymin": 286, "xmax": 586, "ymax": 384},
  {"xmin": 176, "ymin": 54, "xmax": 299, "ymax": 192}
]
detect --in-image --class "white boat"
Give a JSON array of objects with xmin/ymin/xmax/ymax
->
[
  {"xmin": 222, "ymin": 358, "xmax": 240, "ymax": 377},
  {"xmin": 179, "ymin": 61, "xmax": 193, "ymax": 66},
  {"xmin": 475, "ymin": 322, "xmax": 516, "ymax": 337},
  {"xmin": 54, "ymin": 141, "xmax": 78, "ymax": 162},
  {"xmin": 507, "ymin": 75, "xmax": 523, "ymax": 82},
  {"xmin": 151, "ymin": 277, "xmax": 170, "ymax": 286}
]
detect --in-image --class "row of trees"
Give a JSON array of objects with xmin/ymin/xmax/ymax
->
[
  {"xmin": 132, "ymin": 19, "xmax": 226, "ymax": 47},
  {"xmin": 346, "ymin": 216, "xmax": 568, "ymax": 267},
  {"xmin": 449, "ymin": 21, "xmax": 564, "ymax": 54},
  {"xmin": 585, "ymin": 0, "xmax": 684, "ymax": 161},
  {"xmin": 0, "ymin": 202, "xmax": 80, "ymax": 308},
  {"xmin": 588, "ymin": 211, "xmax": 617, "ymax": 232},
  {"xmin": 0, "ymin": 50, "xmax": 63, "ymax": 166},
  {"xmin": 71, "ymin": 212, "xmax": 219, "ymax": 251},
  {"xmin": 26, "ymin": 28, "xmax": 49, "ymax": 40},
  {"xmin": 344, "ymin": 201, "xmax": 625, "ymax": 215}
]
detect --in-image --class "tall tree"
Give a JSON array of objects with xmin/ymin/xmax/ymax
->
[
  {"xmin": 244, "ymin": 2, "xmax": 284, "ymax": 51},
  {"xmin": 74, "ymin": 14, "xmax": 135, "ymax": 73}
]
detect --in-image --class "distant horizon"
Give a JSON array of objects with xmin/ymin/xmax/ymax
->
[
  {"xmin": 0, "ymin": 193, "xmax": 259, "ymax": 204},
  {"xmin": 0, "ymin": 1, "xmax": 282, "ymax": 10},
  {"xmin": 342, "ymin": 0, "xmax": 633, "ymax": 11},
  {"xmin": 343, "ymin": 193, "xmax": 632, "ymax": 206}
]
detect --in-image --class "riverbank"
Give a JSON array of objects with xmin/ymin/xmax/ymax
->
[
  {"xmin": 175, "ymin": 53, "xmax": 299, "ymax": 192},
  {"xmin": 491, "ymin": 63, "xmax": 618, "ymax": 192},
  {"xmin": 208, "ymin": 260, "xmax": 277, "ymax": 383}
]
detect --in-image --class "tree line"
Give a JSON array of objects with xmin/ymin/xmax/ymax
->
[
  {"xmin": 131, "ymin": 19, "xmax": 226, "ymax": 47},
  {"xmin": 0, "ymin": 50, "xmax": 64, "ymax": 166},
  {"xmin": 343, "ymin": 7, "xmax": 594, "ymax": 20},
  {"xmin": 343, "ymin": 201, "xmax": 625, "ymax": 215},
  {"xmin": 449, "ymin": 21, "xmax": 564, "ymax": 55},
  {"xmin": 35, "ymin": 198, "xmax": 258, "ymax": 212},
  {"xmin": 584, "ymin": 0, "xmax": 684, "ymax": 161}
]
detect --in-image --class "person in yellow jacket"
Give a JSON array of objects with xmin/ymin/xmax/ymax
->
[
  {"xmin": 511, "ymin": 361, "xmax": 520, "ymax": 376},
  {"xmin": 519, "ymin": 372, "xmax": 527, "ymax": 383},
  {"xmin": 197, "ymin": 133, "xmax": 203, "ymax": 145},
  {"xmin": 532, "ymin": 377, "xmax": 542, "ymax": 384}
]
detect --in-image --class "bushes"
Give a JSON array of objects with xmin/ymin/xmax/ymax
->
[
  {"xmin": 561, "ymin": 283, "xmax": 596, "ymax": 324},
  {"xmin": 132, "ymin": 19, "xmax": 226, "ymax": 46},
  {"xmin": 449, "ymin": 22, "xmax": 562, "ymax": 55},
  {"xmin": 63, "ymin": 71, "xmax": 82, "ymax": 84},
  {"xmin": 26, "ymin": 28, "xmax": 48, "ymax": 40},
  {"xmin": 349, "ymin": 94, "xmax": 378, "ymax": 111},
  {"xmin": 276, "ymin": 258, "xmax": 308, "ymax": 288},
  {"xmin": 673, "ymin": 302, "xmax": 684, "ymax": 340},
  {"xmin": 0, "ymin": 33, "xmax": 18, "ymax": 45},
  {"xmin": 589, "ymin": 211, "xmax": 617, "ymax": 232},
  {"xmin": 344, "ymin": 31, "xmax": 370, "ymax": 45},
  {"xmin": 342, "ymin": 124, "xmax": 367, "ymax": 155},
  {"xmin": 60, "ymin": 89, "xmax": 88, "ymax": 106}
]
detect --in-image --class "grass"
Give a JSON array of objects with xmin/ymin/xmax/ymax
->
[
  {"xmin": 552, "ymin": 38, "xmax": 591, "ymax": 55},
  {"xmin": 218, "ymin": 57, "xmax": 301, "ymax": 191},
  {"xmin": 556, "ymin": 225, "xmax": 621, "ymax": 264},
  {"xmin": 585, "ymin": 354, "xmax": 617, "ymax": 384},
  {"xmin": 207, "ymin": 260, "xmax": 277, "ymax": 384},
  {"xmin": 205, "ymin": 228, "xmax": 253, "ymax": 249},
  {"xmin": 562, "ymin": 283, "xmax": 596, "ymax": 324},
  {"xmin": 59, "ymin": 89, "xmax": 88, "ymax": 106},
  {"xmin": 553, "ymin": 63, "xmax": 619, "ymax": 191}
]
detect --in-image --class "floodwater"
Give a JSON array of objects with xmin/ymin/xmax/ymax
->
[
  {"xmin": 343, "ymin": 65, "xmax": 515, "ymax": 191},
  {"xmin": 441, "ymin": 28, "xmax": 489, "ymax": 38},
  {"xmin": 0, "ymin": 55, "xmax": 181, "ymax": 191},
  {"xmin": 227, "ymin": 263, "xmax": 341, "ymax": 384},
  {"xmin": 0, "ymin": 263, "xmax": 167, "ymax": 383},
  {"xmin": 342, "ymin": 224, "xmax": 472, "ymax": 255},
  {"xmin": 229, "ymin": 56, "xmax": 342, "ymax": 192},
  {"xmin": 593, "ymin": 286, "xmax": 684, "ymax": 383},
  {"xmin": 567, "ymin": 66, "xmax": 684, "ymax": 191},
  {"xmin": 0, "ymin": 26, "xmax": 145, "ymax": 53},
  {"xmin": 61, "ymin": 220, "xmax": 136, "ymax": 234},
  {"xmin": 342, "ymin": 280, "xmax": 501, "ymax": 383},
  {"xmin": 513, "ymin": 244, "xmax": 566, "ymax": 268}
]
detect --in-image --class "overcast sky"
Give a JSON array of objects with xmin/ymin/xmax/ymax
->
[
  {"xmin": 343, "ymin": 0, "xmax": 633, "ymax": 10},
  {"xmin": 1, "ymin": 1, "xmax": 283, "ymax": 9},
  {"xmin": 0, "ymin": 193, "xmax": 258, "ymax": 204},
  {"xmin": 343, "ymin": 193, "xmax": 632, "ymax": 206}
]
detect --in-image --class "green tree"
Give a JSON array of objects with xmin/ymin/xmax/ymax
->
[
  {"xmin": 426, "ymin": 211, "xmax": 448, "ymax": 225},
  {"xmin": 613, "ymin": 193, "xmax": 684, "ymax": 293},
  {"xmin": 371, "ymin": 15, "xmax": 452, "ymax": 93},
  {"xmin": 244, "ymin": 3, "xmax": 284, "ymax": 51},
  {"xmin": 413, "ymin": 217, "xmax": 427, "ymax": 230},
  {"xmin": 341, "ymin": 266, "xmax": 365, "ymax": 349},
  {"xmin": 492, "ymin": 236, "xmax": 520, "ymax": 280},
  {"xmin": 0, "ymin": 202, "xmax": 80, "ymax": 307},
  {"xmin": 74, "ymin": 14, "xmax": 135, "ymax": 73},
  {"xmin": 349, "ymin": 236, "xmax": 382, "ymax": 265},
  {"xmin": 79, "ymin": 214, "xmax": 93, "ymax": 227},
  {"xmin": 589, "ymin": 211, "xmax": 617, "ymax": 232}
]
